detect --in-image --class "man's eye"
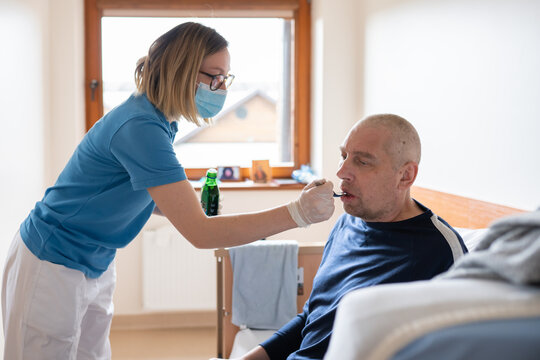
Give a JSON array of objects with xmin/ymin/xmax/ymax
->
[{"xmin": 356, "ymin": 158, "xmax": 368, "ymax": 166}]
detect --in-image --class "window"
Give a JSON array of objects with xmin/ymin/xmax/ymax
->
[{"xmin": 85, "ymin": 0, "xmax": 311, "ymax": 180}]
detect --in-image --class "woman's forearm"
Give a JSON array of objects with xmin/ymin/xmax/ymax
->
[
  {"xmin": 148, "ymin": 180, "xmax": 298, "ymax": 248},
  {"xmin": 148, "ymin": 179, "xmax": 333, "ymax": 250},
  {"xmin": 184, "ymin": 205, "xmax": 297, "ymax": 249}
]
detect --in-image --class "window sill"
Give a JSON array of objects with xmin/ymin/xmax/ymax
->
[{"xmin": 190, "ymin": 178, "xmax": 304, "ymax": 191}]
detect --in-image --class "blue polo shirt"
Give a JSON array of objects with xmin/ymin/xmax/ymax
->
[{"xmin": 20, "ymin": 93, "xmax": 187, "ymax": 278}]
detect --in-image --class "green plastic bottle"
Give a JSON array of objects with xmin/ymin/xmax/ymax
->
[{"xmin": 201, "ymin": 168, "xmax": 220, "ymax": 216}]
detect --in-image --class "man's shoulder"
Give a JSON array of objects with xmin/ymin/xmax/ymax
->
[{"xmin": 430, "ymin": 213, "xmax": 468, "ymax": 256}]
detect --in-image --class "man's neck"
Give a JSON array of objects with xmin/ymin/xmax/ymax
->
[
  {"xmin": 391, "ymin": 197, "xmax": 424, "ymax": 222},
  {"xmin": 366, "ymin": 197, "xmax": 423, "ymax": 223}
]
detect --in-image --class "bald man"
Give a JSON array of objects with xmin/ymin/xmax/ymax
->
[{"xmin": 224, "ymin": 114, "xmax": 468, "ymax": 360}]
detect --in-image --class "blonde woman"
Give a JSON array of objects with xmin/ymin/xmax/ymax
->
[{"xmin": 2, "ymin": 22, "xmax": 334, "ymax": 359}]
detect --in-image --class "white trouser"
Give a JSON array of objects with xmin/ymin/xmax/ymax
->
[{"xmin": 2, "ymin": 231, "xmax": 116, "ymax": 360}]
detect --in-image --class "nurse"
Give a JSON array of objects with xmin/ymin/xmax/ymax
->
[{"xmin": 2, "ymin": 22, "xmax": 334, "ymax": 359}]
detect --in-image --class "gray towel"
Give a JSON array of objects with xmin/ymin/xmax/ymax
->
[
  {"xmin": 438, "ymin": 208, "xmax": 540, "ymax": 285},
  {"xmin": 230, "ymin": 240, "xmax": 298, "ymax": 329}
]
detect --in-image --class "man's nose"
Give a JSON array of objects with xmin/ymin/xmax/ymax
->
[{"xmin": 336, "ymin": 160, "xmax": 349, "ymax": 180}]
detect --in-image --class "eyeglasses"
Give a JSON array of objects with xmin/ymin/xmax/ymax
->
[{"xmin": 199, "ymin": 71, "xmax": 235, "ymax": 91}]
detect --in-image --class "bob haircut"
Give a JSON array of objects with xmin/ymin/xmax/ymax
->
[{"xmin": 135, "ymin": 22, "xmax": 228, "ymax": 125}]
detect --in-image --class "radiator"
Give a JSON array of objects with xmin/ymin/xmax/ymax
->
[{"xmin": 142, "ymin": 226, "xmax": 216, "ymax": 310}]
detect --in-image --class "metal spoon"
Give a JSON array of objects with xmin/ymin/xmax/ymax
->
[{"xmin": 333, "ymin": 191, "xmax": 344, "ymax": 198}]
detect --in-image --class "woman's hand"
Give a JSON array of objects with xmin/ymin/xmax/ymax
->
[{"xmin": 287, "ymin": 179, "xmax": 335, "ymax": 227}]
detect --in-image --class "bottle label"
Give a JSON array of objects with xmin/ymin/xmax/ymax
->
[{"xmin": 201, "ymin": 185, "xmax": 219, "ymax": 216}]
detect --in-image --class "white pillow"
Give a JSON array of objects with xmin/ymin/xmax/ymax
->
[{"xmin": 456, "ymin": 228, "xmax": 488, "ymax": 251}]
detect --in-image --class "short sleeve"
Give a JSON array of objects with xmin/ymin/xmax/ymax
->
[{"xmin": 110, "ymin": 117, "xmax": 187, "ymax": 190}]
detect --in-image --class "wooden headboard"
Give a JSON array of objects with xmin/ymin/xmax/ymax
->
[
  {"xmin": 411, "ymin": 186, "xmax": 523, "ymax": 228},
  {"xmin": 213, "ymin": 187, "xmax": 524, "ymax": 358}
]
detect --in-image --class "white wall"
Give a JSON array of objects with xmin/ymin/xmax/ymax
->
[
  {"xmin": 0, "ymin": 0, "xmax": 84, "ymax": 351},
  {"xmin": 311, "ymin": 0, "xmax": 362, "ymax": 182},
  {"xmin": 0, "ymin": 0, "xmax": 47, "ymax": 240},
  {"xmin": 361, "ymin": 0, "xmax": 540, "ymax": 210},
  {"xmin": 0, "ymin": 0, "xmax": 48, "ymax": 355},
  {"xmin": 47, "ymin": 0, "xmax": 85, "ymax": 181}
]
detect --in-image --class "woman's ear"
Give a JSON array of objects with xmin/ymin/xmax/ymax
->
[{"xmin": 398, "ymin": 161, "xmax": 418, "ymax": 190}]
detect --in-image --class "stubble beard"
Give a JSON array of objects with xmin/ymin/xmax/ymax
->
[{"xmin": 345, "ymin": 195, "xmax": 394, "ymax": 222}]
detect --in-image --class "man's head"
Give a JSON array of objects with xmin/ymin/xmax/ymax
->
[{"xmin": 337, "ymin": 114, "xmax": 421, "ymax": 222}]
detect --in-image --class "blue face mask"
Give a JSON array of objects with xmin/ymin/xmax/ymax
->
[{"xmin": 195, "ymin": 82, "xmax": 227, "ymax": 118}]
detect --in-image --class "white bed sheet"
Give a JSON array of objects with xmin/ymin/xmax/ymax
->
[
  {"xmin": 324, "ymin": 278, "xmax": 540, "ymax": 360},
  {"xmin": 456, "ymin": 227, "xmax": 488, "ymax": 251},
  {"xmin": 229, "ymin": 329, "xmax": 276, "ymax": 358}
]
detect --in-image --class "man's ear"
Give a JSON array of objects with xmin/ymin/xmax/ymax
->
[{"xmin": 398, "ymin": 161, "xmax": 418, "ymax": 190}]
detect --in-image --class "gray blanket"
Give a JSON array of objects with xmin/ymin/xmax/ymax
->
[
  {"xmin": 438, "ymin": 208, "xmax": 540, "ymax": 286},
  {"xmin": 229, "ymin": 240, "xmax": 298, "ymax": 329}
]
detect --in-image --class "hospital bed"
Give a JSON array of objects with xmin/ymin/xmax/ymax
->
[{"xmin": 213, "ymin": 186, "xmax": 526, "ymax": 359}]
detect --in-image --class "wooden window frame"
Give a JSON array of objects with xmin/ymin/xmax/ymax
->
[{"xmin": 84, "ymin": 0, "xmax": 311, "ymax": 180}]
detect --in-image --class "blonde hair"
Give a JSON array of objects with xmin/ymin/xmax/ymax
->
[{"xmin": 135, "ymin": 22, "xmax": 228, "ymax": 125}]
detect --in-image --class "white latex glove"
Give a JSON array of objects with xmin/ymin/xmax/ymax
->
[{"xmin": 287, "ymin": 179, "xmax": 335, "ymax": 227}]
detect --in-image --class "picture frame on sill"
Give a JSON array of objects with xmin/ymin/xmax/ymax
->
[
  {"xmin": 250, "ymin": 160, "xmax": 272, "ymax": 183},
  {"xmin": 217, "ymin": 166, "xmax": 241, "ymax": 181}
]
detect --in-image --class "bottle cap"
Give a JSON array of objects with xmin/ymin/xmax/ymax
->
[{"xmin": 206, "ymin": 168, "xmax": 218, "ymax": 179}]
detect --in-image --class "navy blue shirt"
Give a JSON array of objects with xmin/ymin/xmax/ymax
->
[{"xmin": 261, "ymin": 202, "xmax": 467, "ymax": 360}]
